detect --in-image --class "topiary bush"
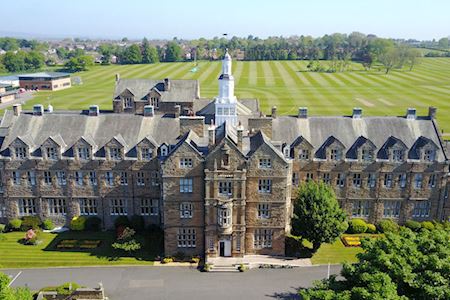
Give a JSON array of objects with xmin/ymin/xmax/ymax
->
[
  {"xmin": 130, "ymin": 215, "xmax": 145, "ymax": 232},
  {"xmin": 377, "ymin": 219, "xmax": 399, "ymax": 233},
  {"xmin": 114, "ymin": 216, "xmax": 130, "ymax": 228},
  {"xmin": 421, "ymin": 221, "xmax": 435, "ymax": 231},
  {"xmin": 8, "ymin": 218, "xmax": 22, "ymax": 231},
  {"xmin": 70, "ymin": 216, "xmax": 86, "ymax": 231},
  {"xmin": 348, "ymin": 219, "xmax": 368, "ymax": 234},
  {"xmin": 20, "ymin": 216, "xmax": 42, "ymax": 231},
  {"xmin": 42, "ymin": 219, "xmax": 54, "ymax": 230},
  {"xmin": 405, "ymin": 220, "xmax": 422, "ymax": 232},
  {"xmin": 366, "ymin": 223, "xmax": 377, "ymax": 233},
  {"xmin": 85, "ymin": 216, "xmax": 102, "ymax": 231}
]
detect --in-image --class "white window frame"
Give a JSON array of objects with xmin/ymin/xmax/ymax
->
[
  {"xmin": 258, "ymin": 179, "xmax": 272, "ymax": 193},
  {"xmin": 75, "ymin": 171, "xmax": 83, "ymax": 186},
  {"xmin": 18, "ymin": 198, "xmax": 37, "ymax": 216},
  {"xmin": 322, "ymin": 173, "xmax": 331, "ymax": 185},
  {"xmin": 120, "ymin": 171, "xmax": 128, "ymax": 186},
  {"xmin": 352, "ymin": 173, "xmax": 361, "ymax": 188},
  {"xmin": 258, "ymin": 158, "xmax": 272, "ymax": 169},
  {"xmin": 141, "ymin": 147, "xmax": 152, "ymax": 160},
  {"xmin": 299, "ymin": 149, "xmax": 310, "ymax": 160},
  {"xmin": 179, "ymin": 158, "xmax": 193, "ymax": 168},
  {"xmin": 257, "ymin": 203, "xmax": 270, "ymax": 219},
  {"xmin": 218, "ymin": 207, "xmax": 232, "ymax": 226},
  {"xmin": 428, "ymin": 174, "xmax": 436, "ymax": 188},
  {"xmin": 46, "ymin": 147, "xmax": 58, "ymax": 160},
  {"xmin": 352, "ymin": 200, "xmax": 369, "ymax": 217},
  {"xmin": 367, "ymin": 173, "xmax": 376, "ymax": 188},
  {"xmin": 110, "ymin": 199, "xmax": 127, "ymax": 216},
  {"xmin": 180, "ymin": 202, "xmax": 193, "ymax": 219},
  {"xmin": 88, "ymin": 171, "xmax": 97, "ymax": 186},
  {"xmin": 336, "ymin": 173, "xmax": 345, "ymax": 188},
  {"xmin": 384, "ymin": 173, "xmax": 393, "ymax": 188},
  {"xmin": 140, "ymin": 199, "xmax": 159, "ymax": 216},
  {"xmin": 177, "ymin": 228, "xmax": 196, "ymax": 248},
  {"xmin": 383, "ymin": 200, "xmax": 401, "ymax": 218},
  {"xmin": 218, "ymin": 181, "xmax": 233, "ymax": 196},
  {"xmin": 56, "ymin": 171, "xmax": 67, "ymax": 186},
  {"xmin": 180, "ymin": 178, "xmax": 193, "ymax": 193},
  {"xmin": 44, "ymin": 171, "xmax": 52, "ymax": 185},
  {"xmin": 330, "ymin": 148, "xmax": 342, "ymax": 161},
  {"xmin": 412, "ymin": 201, "xmax": 431, "ymax": 218},
  {"xmin": 136, "ymin": 172, "xmax": 145, "ymax": 186},
  {"xmin": 105, "ymin": 171, "xmax": 114, "ymax": 186},
  {"xmin": 78, "ymin": 147, "xmax": 90, "ymax": 160},
  {"xmin": 80, "ymin": 198, "xmax": 98, "ymax": 216},
  {"xmin": 27, "ymin": 171, "xmax": 36, "ymax": 186},
  {"xmin": 414, "ymin": 174, "xmax": 423, "ymax": 189},
  {"xmin": 361, "ymin": 149, "xmax": 374, "ymax": 162},
  {"xmin": 124, "ymin": 97, "xmax": 133, "ymax": 108},
  {"xmin": 12, "ymin": 171, "xmax": 21, "ymax": 185},
  {"xmin": 254, "ymin": 229, "xmax": 273, "ymax": 249},
  {"xmin": 15, "ymin": 147, "xmax": 27, "ymax": 159},
  {"xmin": 110, "ymin": 147, "xmax": 122, "ymax": 160},
  {"xmin": 392, "ymin": 149, "xmax": 404, "ymax": 162},
  {"xmin": 48, "ymin": 198, "xmax": 66, "ymax": 215},
  {"xmin": 151, "ymin": 171, "xmax": 159, "ymax": 186}
]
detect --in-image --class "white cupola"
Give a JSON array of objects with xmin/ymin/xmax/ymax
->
[{"xmin": 215, "ymin": 49, "xmax": 237, "ymax": 127}]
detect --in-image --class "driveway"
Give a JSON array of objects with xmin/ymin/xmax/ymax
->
[
  {"xmin": 3, "ymin": 265, "xmax": 341, "ymax": 299},
  {"xmin": 0, "ymin": 91, "xmax": 34, "ymax": 110}
]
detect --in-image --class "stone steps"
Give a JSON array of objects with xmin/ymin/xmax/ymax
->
[{"xmin": 209, "ymin": 265, "xmax": 240, "ymax": 273}]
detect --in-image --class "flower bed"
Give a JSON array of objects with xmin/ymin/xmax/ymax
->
[
  {"xmin": 341, "ymin": 236, "xmax": 362, "ymax": 247},
  {"xmin": 56, "ymin": 239, "xmax": 101, "ymax": 250}
]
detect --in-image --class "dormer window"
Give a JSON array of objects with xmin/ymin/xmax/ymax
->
[
  {"xmin": 160, "ymin": 145, "xmax": 168, "ymax": 157},
  {"xmin": 299, "ymin": 149, "xmax": 310, "ymax": 160},
  {"xmin": 78, "ymin": 147, "xmax": 90, "ymax": 160},
  {"xmin": 141, "ymin": 147, "xmax": 153, "ymax": 160},
  {"xmin": 46, "ymin": 147, "xmax": 58, "ymax": 160},
  {"xmin": 362, "ymin": 149, "xmax": 374, "ymax": 162},
  {"xmin": 424, "ymin": 149, "xmax": 435, "ymax": 162},
  {"xmin": 110, "ymin": 147, "xmax": 122, "ymax": 160},
  {"xmin": 330, "ymin": 149, "xmax": 342, "ymax": 161},
  {"xmin": 283, "ymin": 148, "xmax": 290, "ymax": 158},
  {"xmin": 15, "ymin": 147, "xmax": 27, "ymax": 159},
  {"xmin": 124, "ymin": 97, "xmax": 133, "ymax": 108},
  {"xmin": 150, "ymin": 97, "xmax": 159, "ymax": 108},
  {"xmin": 392, "ymin": 149, "xmax": 404, "ymax": 162}
]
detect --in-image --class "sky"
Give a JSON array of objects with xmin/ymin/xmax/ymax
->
[{"xmin": 1, "ymin": 0, "xmax": 449, "ymax": 40}]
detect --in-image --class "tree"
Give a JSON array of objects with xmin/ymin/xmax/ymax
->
[
  {"xmin": 406, "ymin": 48, "xmax": 421, "ymax": 71},
  {"xmin": 379, "ymin": 47, "xmax": 400, "ymax": 74},
  {"xmin": 119, "ymin": 44, "xmax": 142, "ymax": 64},
  {"xmin": 299, "ymin": 226, "xmax": 450, "ymax": 299},
  {"xmin": 438, "ymin": 37, "xmax": 449, "ymax": 49},
  {"xmin": 141, "ymin": 38, "xmax": 159, "ymax": 64},
  {"xmin": 2, "ymin": 51, "xmax": 26, "ymax": 72},
  {"xmin": 24, "ymin": 51, "xmax": 45, "ymax": 70},
  {"xmin": 164, "ymin": 41, "xmax": 183, "ymax": 62},
  {"xmin": 292, "ymin": 181, "xmax": 348, "ymax": 252},
  {"xmin": 0, "ymin": 272, "xmax": 33, "ymax": 300},
  {"xmin": 56, "ymin": 47, "xmax": 69, "ymax": 60},
  {"xmin": 64, "ymin": 55, "xmax": 94, "ymax": 72}
]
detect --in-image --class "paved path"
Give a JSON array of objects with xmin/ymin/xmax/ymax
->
[
  {"xmin": 208, "ymin": 254, "xmax": 312, "ymax": 267},
  {"xmin": 2, "ymin": 265, "xmax": 341, "ymax": 300},
  {"xmin": 0, "ymin": 91, "xmax": 34, "ymax": 110}
]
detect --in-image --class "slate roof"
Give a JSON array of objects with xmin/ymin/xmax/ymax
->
[
  {"xmin": 272, "ymin": 116, "xmax": 446, "ymax": 162},
  {"xmin": 114, "ymin": 79, "xmax": 199, "ymax": 103},
  {"xmin": 18, "ymin": 72, "xmax": 70, "ymax": 79}
]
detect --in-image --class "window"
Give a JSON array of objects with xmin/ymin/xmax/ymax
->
[
  {"xmin": 180, "ymin": 158, "xmax": 193, "ymax": 168},
  {"xmin": 259, "ymin": 158, "xmax": 272, "ymax": 169},
  {"xmin": 105, "ymin": 171, "xmax": 114, "ymax": 186},
  {"xmin": 140, "ymin": 199, "xmax": 158, "ymax": 216},
  {"xmin": 352, "ymin": 173, "xmax": 361, "ymax": 188},
  {"xmin": 48, "ymin": 198, "xmax": 66, "ymax": 215},
  {"xmin": 428, "ymin": 174, "xmax": 436, "ymax": 188},
  {"xmin": 257, "ymin": 203, "xmax": 270, "ymax": 219},
  {"xmin": 80, "ymin": 198, "xmax": 97, "ymax": 215},
  {"xmin": 258, "ymin": 179, "xmax": 272, "ymax": 193},
  {"xmin": 222, "ymin": 153, "xmax": 229, "ymax": 167},
  {"xmin": 27, "ymin": 171, "xmax": 36, "ymax": 186},
  {"xmin": 160, "ymin": 145, "xmax": 168, "ymax": 157},
  {"xmin": 150, "ymin": 97, "xmax": 159, "ymax": 108},
  {"xmin": 330, "ymin": 149, "xmax": 342, "ymax": 161},
  {"xmin": 141, "ymin": 147, "xmax": 152, "ymax": 160},
  {"xmin": 292, "ymin": 172, "xmax": 299, "ymax": 186},
  {"xmin": 124, "ymin": 97, "xmax": 133, "ymax": 108},
  {"xmin": 151, "ymin": 171, "xmax": 159, "ymax": 186},
  {"xmin": 412, "ymin": 201, "xmax": 431, "ymax": 218},
  {"xmin": 218, "ymin": 181, "xmax": 233, "ymax": 196},
  {"xmin": 392, "ymin": 149, "xmax": 404, "ymax": 162},
  {"xmin": 367, "ymin": 173, "xmax": 377, "ymax": 188},
  {"xmin": 383, "ymin": 200, "xmax": 401, "ymax": 218},
  {"xmin": 89, "ymin": 171, "xmax": 97, "ymax": 186},
  {"xmin": 299, "ymin": 149, "xmax": 310, "ymax": 160},
  {"xmin": 110, "ymin": 199, "xmax": 127, "ymax": 215},
  {"xmin": 254, "ymin": 229, "xmax": 273, "ymax": 249},
  {"xmin": 398, "ymin": 174, "xmax": 407, "ymax": 188},
  {"xmin": 15, "ymin": 147, "xmax": 27, "ymax": 159},
  {"xmin": 44, "ymin": 171, "xmax": 52, "ymax": 185},
  {"xmin": 180, "ymin": 202, "xmax": 193, "ymax": 218},
  {"xmin": 352, "ymin": 200, "xmax": 369, "ymax": 217},
  {"xmin": 110, "ymin": 147, "xmax": 121, "ymax": 160},
  {"xmin": 336, "ymin": 173, "xmax": 345, "ymax": 188},
  {"xmin": 208, "ymin": 237, "xmax": 215, "ymax": 251},
  {"xmin": 424, "ymin": 149, "xmax": 435, "ymax": 162},
  {"xmin": 12, "ymin": 171, "xmax": 20, "ymax": 185},
  {"xmin": 236, "ymin": 234, "xmax": 241, "ymax": 252},
  {"xmin": 306, "ymin": 173, "xmax": 314, "ymax": 182},
  {"xmin": 180, "ymin": 178, "xmax": 193, "ymax": 193},
  {"xmin": 46, "ymin": 147, "xmax": 58, "ymax": 160},
  {"xmin": 322, "ymin": 173, "xmax": 331, "ymax": 185},
  {"xmin": 384, "ymin": 174, "xmax": 393, "ymax": 188},
  {"xmin": 18, "ymin": 198, "xmax": 36, "ymax": 216},
  {"xmin": 414, "ymin": 174, "xmax": 423, "ymax": 189},
  {"xmin": 218, "ymin": 207, "xmax": 232, "ymax": 226},
  {"xmin": 362, "ymin": 149, "xmax": 374, "ymax": 162},
  {"xmin": 78, "ymin": 147, "xmax": 90, "ymax": 160},
  {"xmin": 75, "ymin": 171, "xmax": 83, "ymax": 186},
  {"xmin": 120, "ymin": 172, "xmax": 128, "ymax": 186},
  {"xmin": 56, "ymin": 171, "xmax": 66, "ymax": 186},
  {"xmin": 177, "ymin": 228, "xmax": 196, "ymax": 248},
  {"xmin": 136, "ymin": 172, "xmax": 145, "ymax": 186}
]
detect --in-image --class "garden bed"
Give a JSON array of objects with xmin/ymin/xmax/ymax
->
[{"xmin": 56, "ymin": 239, "xmax": 101, "ymax": 250}]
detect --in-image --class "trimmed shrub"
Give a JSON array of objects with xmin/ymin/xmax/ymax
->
[
  {"xmin": 8, "ymin": 218, "xmax": 22, "ymax": 231},
  {"xmin": 70, "ymin": 216, "xmax": 86, "ymax": 231},
  {"xmin": 56, "ymin": 282, "xmax": 81, "ymax": 295},
  {"xmin": 21, "ymin": 216, "xmax": 42, "ymax": 231},
  {"xmin": 366, "ymin": 223, "xmax": 377, "ymax": 233},
  {"xmin": 85, "ymin": 216, "xmax": 102, "ymax": 231},
  {"xmin": 421, "ymin": 221, "xmax": 435, "ymax": 230},
  {"xmin": 377, "ymin": 219, "xmax": 399, "ymax": 233},
  {"xmin": 130, "ymin": 215, "xmax": 145, "ymax": 232},
  {"xmin": 405, "ymin": 220, "xmax": 422, "ymax": 232},
  {"xmin": 348, "ymin": 219, "xmax": 368, "ymax": 234},
  {"xmin": 114, "ymin": 216, "xmax": 130, "ymax": 228},
  {"xmin": 161, "ymin": 257, "xmax": 173, "ymax": 264},
  {"xmin": 0, "ymin": 224, "xmax": 5, "ymax": 233},
  {"xmin": 42, "ymin": 219, "xmax": 54, "ymax": 230}
]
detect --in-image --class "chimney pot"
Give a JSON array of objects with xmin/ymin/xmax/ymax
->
[
  {"xmin": 352, "ymin": 107, "xmax": 362, "ymax": 119},
  {"xmin": 89, "ymin": 105, "xmax": 100, "ymax": 116},
  {"xmin": 271, "ymin": 106, "xmax": 277, "ymax": 119},
  {"xmin": 115, "ymin": 73, "xmax": 120, "ymax": 82},
  {"xmin": 164, "ymin": 78, "xmax": 170, "ymax": 91},
  {"xmin": 298, "ymin": 107, "xmax": 308, "ymax": 118},
  {"xmin": 144, "ymin": 105, "xmax": 154, "ymax": 117},
  {"xmin": 13, "ymin": 104, "xmax": 22, "ymax": 116},
  {"xmin": 428, "ymin": 106, "xmax": 437, "ymax": 119},
  {"xmin": 174, "ymin": 105, "xmax": 181, "ymax": 118},
  {"xmin": 33, "ymin": 104, "xmax": 44, "ymax": 116},
  {"xmin": 406, "ymin": 107, "xmax": 417, "ymax": 120},
  {"xmin": 208, "ymin": 121, "xmax": 216, "ymax": 147}
]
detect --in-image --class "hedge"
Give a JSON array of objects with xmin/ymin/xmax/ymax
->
[
  {"xmin": 42, "ymin": 219, "xmax": 55, "ymax": 230},
  {"xmin": 8, "ymin": 219, "xmax": 22, "ymax": 231},
  {"xmin": 70, "ymin": 216, "xmax": 86, "ymax": 231},
  {"xmin": 348, "ymin": 219, "xmax": 368, "ymax": 234},
  {"xmin": 21, "ymin": 216, "xmax": 42, "ymax": 231},
  {"xmin": 405, "ymin": 220, "xmax": 422, "ymax": 231},
  {"xmin": 377, "ymin": 219, "xmax": 399, "ymax": 233}
]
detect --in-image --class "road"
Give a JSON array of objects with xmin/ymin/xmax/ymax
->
[
  {"xmin": 0, "ymin": 91, "xmax": 34, "ymax": 110},
  {"xmin": 3, "ymin": 265, "xmax": 341, "ymax": 299}
]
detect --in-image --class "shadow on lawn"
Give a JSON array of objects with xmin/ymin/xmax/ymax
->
[{"xmin": 43, "ymin": 230, "xmax": 164, "ymax": 262}]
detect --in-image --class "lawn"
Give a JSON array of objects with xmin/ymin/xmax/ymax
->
[
  {"xmin": 8, "ymin": 57, "xmax": 450, "ymax": 133},
  {"xmin": 311, "ymin": 237, "xmax": 364, "ymax": 265},
  {"xmin": 0, "ymin": 231, "xmax": 162, "ymax": 268}
]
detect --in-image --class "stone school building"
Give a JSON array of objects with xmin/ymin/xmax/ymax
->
[{"xmin": 0, "ymin": 52, "xmax": 449, "ymax": 258}]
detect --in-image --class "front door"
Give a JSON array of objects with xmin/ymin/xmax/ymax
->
[{"xmin": 219, "ymin": 240, "xmax": 231, "ymax": 257}]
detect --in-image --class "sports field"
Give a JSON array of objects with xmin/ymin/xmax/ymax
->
[{"xmin": 18, "ymin": 58, "xmax": 450, "ymax": 133}]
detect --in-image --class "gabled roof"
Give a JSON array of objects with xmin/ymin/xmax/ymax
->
[
  {"xmin": 78, "ymin": 135, "xmax": 96, "ymax": 148},
  {"xmin": 408, "ymin": 136, "xmax": 438, "ymax": 160},
  {"xmin": 45, "ymin": 134, "xmax": 67, "ymax": 149},
  {"xmin": 168, "ymin": 130, "xmax": 205, "ymax": 158},
  {"xmin": 248, "ymin": 130, "xmax": 286, "ymax": 161},
  {"xmin": 290, "ymin": 136, "xmax": 313, "ymax": 149},
  {"xmin": 137, "ymin": 135, "xmax": 159, "ymax": 148},
  {"xmin": 14, "ymin": 134, "xmax": 34, "ymax": 148},
  {"xmin": 377, "ymin": 136, "xmax": 407, "ymax": 159},
  {"xmin": 315, "ymin": 136, "xmax": 345, "ymax": 159},
  {"xmin": 346, "ymin": 136, "xmax": 376, "ymax": 159}
]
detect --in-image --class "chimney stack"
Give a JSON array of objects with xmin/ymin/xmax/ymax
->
[
  {"xmin": 12, "ymin": 104, "xmax": 22, "ymax": 116},
  {"xmin": 144, "ymin": 105, "xmax": 154, "ymax": 117},
  {"xmin": 352, "ymin": 107, "xmax": 362, "ymax": 119},
  {"xmin": 115, "ymin": 73, "xmax": 120, "ymax": 82},
  {"xmin": 271, "ymin": 106, "xmax": 277, "ymax": 119},
  {"xmin": 208, "ymin": 121, "xmax": 216, "ymax": 147},
  {"xmin": 33, "ymin": 104, "xmax": 44, "ymax": 116},
  {"xmin": 298, "ymin": 107, "xmax": 308, "ymax": 119},
  {"xmin": 164, "ymin": 78, "xmax": 170, "ymax": 91},
  {"xmin": 174, "ymin": 105, "xmax": 181, "ymax": 118},
  {"xmin": 237, "ymin": 121, "xmax": 244, "ymax": 151},
  {"xmin": 89, "ymin": 105, "xmax": 99, "ymax": 116},
  {"xmin": 428, "ymin": 106, "xmax": 437, "ymax": 119},
  {"xmin": 406, "ymin": 108, "xmax": 417, "ymax": 120},
  {"xmin": 47, "ymin": 104, "xmax": 53, "ymax": 113}
]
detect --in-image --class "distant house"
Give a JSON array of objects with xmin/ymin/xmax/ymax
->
[
  {"xmin": 0, "ymin": 75, "xmax": 20, "ymax": 88},
  {"xmin": 0, "ymin": 84, "xmax": 17, "ymax": 104},
  {"xmin": 18, "ymin": 72, "xmax": 71, "ymax": 91}
]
